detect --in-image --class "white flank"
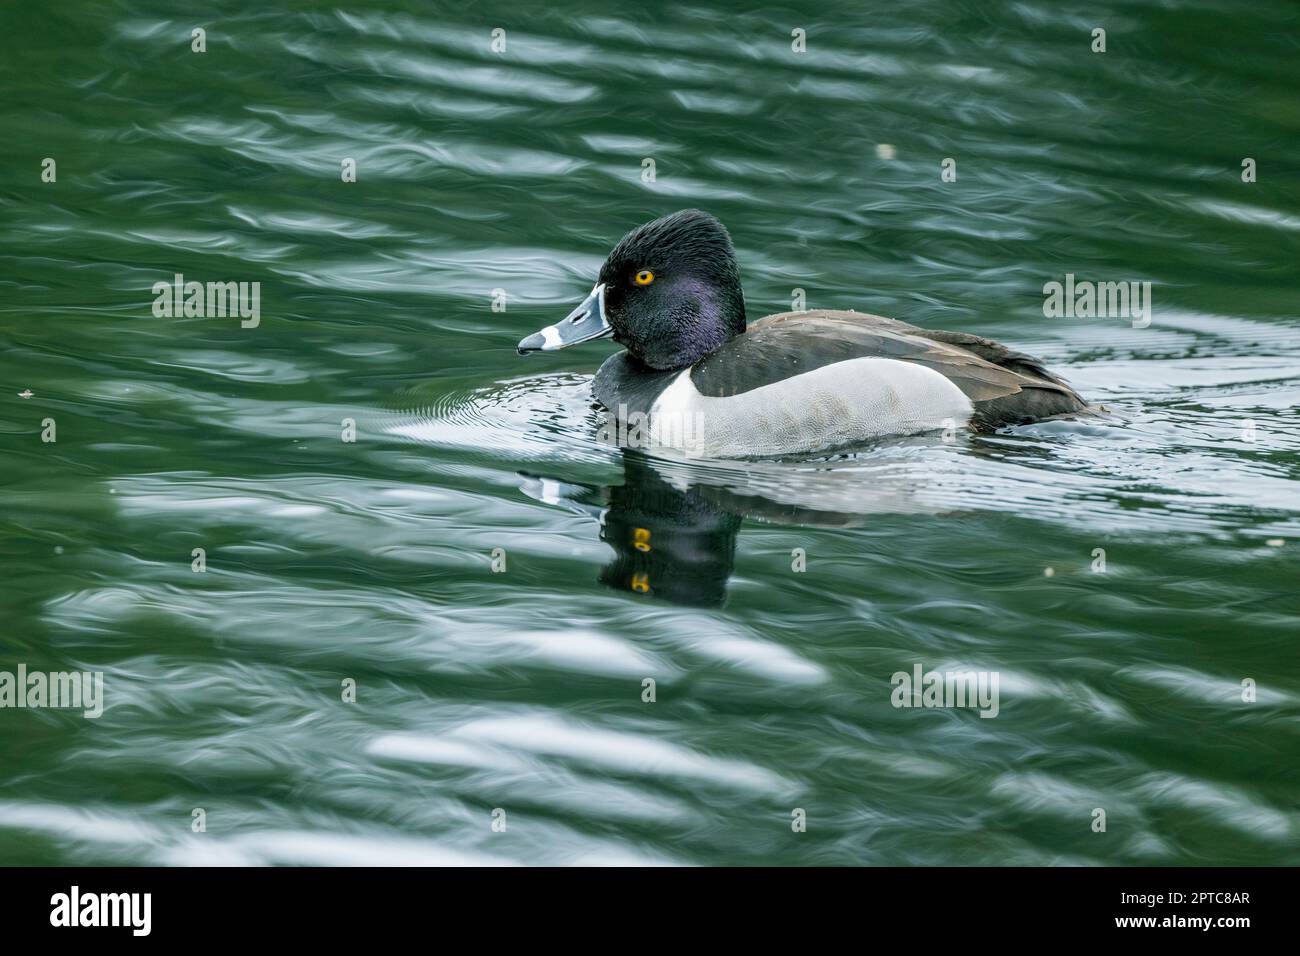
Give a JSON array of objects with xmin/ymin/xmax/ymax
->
[{"xmin": 647, "ymin": 357, "xmax": 974, "ymax": 457}]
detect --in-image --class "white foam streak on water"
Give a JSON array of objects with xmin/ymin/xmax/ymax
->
[{"xmin": 449, "ymin": 715, "xmax": 797, "ymax": 797}]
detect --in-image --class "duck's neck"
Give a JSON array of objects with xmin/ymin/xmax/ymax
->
[{"xmin": 718, "ymin": 277, "xmax": 747, "ymax": 337}]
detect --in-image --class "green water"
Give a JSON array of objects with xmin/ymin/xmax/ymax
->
[{"xmin": 1, "ymin": 0, "xmax": 1298, "ymax": 865}]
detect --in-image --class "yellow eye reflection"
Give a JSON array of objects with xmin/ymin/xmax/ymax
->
[{"xmin": 634, "ymin": 269, "xmax": 655, "ymax": 286}]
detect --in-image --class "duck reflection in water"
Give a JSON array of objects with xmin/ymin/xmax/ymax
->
[
  {"xmin": 521, "ymin": 454, "xmax": 738, "ymax": 607},
  {"xmin": 519, "ymin": 451, "xmax": 876, "ymax": 608}
]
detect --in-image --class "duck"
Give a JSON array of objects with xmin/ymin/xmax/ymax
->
[{"xmin": 517, "ymin": 209, "xmax": 1089, "ymax": 458}]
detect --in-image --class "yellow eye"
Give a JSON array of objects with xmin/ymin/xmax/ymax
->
[{"xmin": 634, "ymin": 269, "xmax": 654, "ymax": 286}]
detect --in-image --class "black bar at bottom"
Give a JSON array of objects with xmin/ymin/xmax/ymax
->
[{"xmin": 0, "ymin": 866, "xmax": 1280, "ymax": 941}]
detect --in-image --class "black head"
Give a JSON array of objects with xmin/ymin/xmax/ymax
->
[
  {"xmin": 599, "ymin": 209, "xmax": 746, "ymax": 369},
  {"xmin": 517, "ymin": 210, "xmax": 746, "ymax": 370}
]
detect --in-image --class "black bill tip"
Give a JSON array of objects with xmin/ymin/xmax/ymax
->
[{"xmin": 517, "ymin": 332, "xmax": 546, "ymax": 354}]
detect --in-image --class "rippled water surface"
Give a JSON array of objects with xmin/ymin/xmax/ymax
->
[{"xmin": 2, "ymin": 1, "xmax": 1298, "ymax": 865}]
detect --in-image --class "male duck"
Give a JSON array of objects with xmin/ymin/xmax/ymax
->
[{"xmin": 518, "ymin": 209, "xmax": 1088, "ymax": 458}]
